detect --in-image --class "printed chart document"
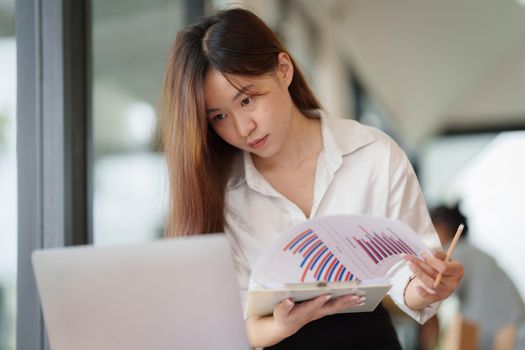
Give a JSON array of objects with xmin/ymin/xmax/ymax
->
[{"xmin": 247, "ymin": 215, "xmax": 432, "ymax": 317}]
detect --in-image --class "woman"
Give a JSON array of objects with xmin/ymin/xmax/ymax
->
[{"xmin": 160, "ymin": 8, "xmax": 463, "ymax": 349}]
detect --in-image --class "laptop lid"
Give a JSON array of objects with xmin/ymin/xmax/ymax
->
[{"xmin": 32, "ymin": 234, "xmax": 251, "ymax": 350}]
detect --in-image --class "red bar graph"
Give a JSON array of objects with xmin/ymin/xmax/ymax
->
[
  {"xmin": 356, "ymin": 225, "xmax": 417, "ymax": 264},
  {"xmin": 283, "ymin": 228, "xmax": 355, "ymax": 282}
]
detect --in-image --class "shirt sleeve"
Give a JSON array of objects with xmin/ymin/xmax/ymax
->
[
  {"xmin": 223, "ymin": 220, "xmax": 252, "ymax": 319},
  {"xmin": 385, "ymin": 138, "xmax": 442, "ymax": 324},
  {"xmin": 386, "ymin": 262, "xmax": 440, "ymax": 324},
  {"xmin": 224, "ymin": 213, "xmax": 251, "ymax": 319}
]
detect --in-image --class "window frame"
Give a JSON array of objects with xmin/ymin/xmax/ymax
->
[{"xmin": 16, "ymin": 1, "xmax": 91, "ymax": 349}]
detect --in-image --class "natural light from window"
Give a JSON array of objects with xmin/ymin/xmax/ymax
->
[{"xmin": 0, "ymin": 29, "xmax": 17, "ymax": 350}]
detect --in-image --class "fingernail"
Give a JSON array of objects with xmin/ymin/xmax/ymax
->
[
  {"xmin": 286, "ymin": 299, "xmax": 294, "ymax": 309},
  {"xmin": 357, "ymin": 302, "xmax": 365, "ymax": 306},
  {"xmin": 359, "ymin": 296, "xmax": 367, "ymax": 303}
]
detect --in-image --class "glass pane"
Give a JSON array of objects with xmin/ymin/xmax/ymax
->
[
  {"xmin": 0, "ymin": 0, "xmax": 17, "ymax": 348},
  {"xmin": 92, "ymin": 0, "xmax": 190, "ymax": 245}
]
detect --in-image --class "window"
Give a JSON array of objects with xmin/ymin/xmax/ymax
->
[
  {"xmin": 0, "ymin": 1, "xmax": 17, "ymax": 348},
  {"xmin": 92, "ymin": 0, "xmax": 200, "ymax": 245},
  {"xmin": 421, "ymin": 131, "xmax": 525, "ymax": 299}
]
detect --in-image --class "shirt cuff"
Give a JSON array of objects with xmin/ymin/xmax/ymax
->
[{"xmin": 386, "ymin": 262, "xmax": 441, "ymax": 324}]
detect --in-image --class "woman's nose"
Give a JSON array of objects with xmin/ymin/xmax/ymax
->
[{"xmin": 234, "ymin": 115, "xmax": 256, "ymax": 138}]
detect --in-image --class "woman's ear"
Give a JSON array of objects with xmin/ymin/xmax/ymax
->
[{"xmin": 277, "ymin": 52, "xmax": 294, "ymax": 87}]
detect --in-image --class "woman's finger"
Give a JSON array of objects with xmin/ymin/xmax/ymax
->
[
  {"xmin": 431, "ymin": 260, "xmax": 464, "ymax": 289},
  {"xmin": 273, "ymin": 298, "xmax": 295, "ymax": 319},
  {"xmin": 415, "ymin": 285, "xmax": 440, "ymax": 302},
  {"xmin": 443, "ymin": 260, "xmax": 464, "ymax": 276},
  {"xmin": 404, "ymin": 254, "xmax": 459, "ymax": 294},
  {"xmin": 291, "ymin": 294, "xmax": 331, "ymax": 317},
  {"xmin": 432, "ymin": 249, "xmax": 446, "ymax": 260},
  {"xmin": 405, "ymin": 256, "xmax": 439, "ymax": 279},
  {"xmin": 407, "ymin": 261, "xmax": 438, "ymax": 288},
  {"xmin": 420, "ymin": 252, "xmax": 447, "ymax": 274},
  {"xmin": 435, "ymin": 261, "xmax": 464, "ymax": 290},
  {"xmin": 322, "ymin": 294, "xmax": 365, "ymax": 315}
]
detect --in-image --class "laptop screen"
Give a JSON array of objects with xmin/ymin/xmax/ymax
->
[{"xmin": 32, "ymin": 235, "xmax": 251, "ymax": 350}]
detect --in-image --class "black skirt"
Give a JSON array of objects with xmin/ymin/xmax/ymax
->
[{"xmin": 264, "ymin": 304, "xmax": 401, "ymax": 350}]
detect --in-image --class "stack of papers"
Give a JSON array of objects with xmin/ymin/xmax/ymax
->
[{"xmin": 247, "ymin": 215, "xmax": 431, "ymax": 317}]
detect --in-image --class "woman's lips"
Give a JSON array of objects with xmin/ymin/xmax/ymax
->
[{"xmin": 248, "ymin": 135, "xmax": 269, "ymax": 149}]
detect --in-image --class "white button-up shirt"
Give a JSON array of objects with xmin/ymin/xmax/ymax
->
[{"xmin": 224, "ymin": 113, "xmax": 441, "ymax": 324}]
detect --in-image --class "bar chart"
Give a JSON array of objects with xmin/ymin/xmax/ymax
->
[
  {"xmin": 251, "ymin": 215, "xmax": 433, "ymax": 286},
  {"xmin": 282, "ymin": 228, "xmax": 355, "ymax": 282},
  {"xmin": 354, "ymin": 225, "xmax": 417, "ymax": 265}
]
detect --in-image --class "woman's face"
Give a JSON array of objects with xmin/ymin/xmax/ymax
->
[{"xmin": 203, "ymin": 53, "xmax": 295, "ymax": 159}]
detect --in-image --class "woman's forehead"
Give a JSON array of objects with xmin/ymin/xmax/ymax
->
[
  {"xmin": 205, "ymin": 69, "xmax": 274, "ymax": 90},
  {"xmin": 203, "ymin": 71, "xmax": 243, "ymax": 108}
]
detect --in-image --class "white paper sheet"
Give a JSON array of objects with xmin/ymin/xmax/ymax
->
[{"xmin": 251, "ymin": 215, "xmax": 432, "ymax": 288}]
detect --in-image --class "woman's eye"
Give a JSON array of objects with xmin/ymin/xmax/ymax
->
[
  {"xmin": 241, "ymin": 96, "xmax": 252, "ymax": 107},
  {"xmin": 213, "ymin": 113, "xmax": 226, "ymax": 122}
]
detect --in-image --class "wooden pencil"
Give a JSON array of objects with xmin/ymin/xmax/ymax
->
[{"xmin": 433, "ymin": 224, "xmax": 464, "ymax": 288}]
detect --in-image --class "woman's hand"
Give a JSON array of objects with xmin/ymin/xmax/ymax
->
[
  {"xmin": 273, "ymin": 293, "xmax": 365, "ymax": 336},
  {"xmin": 402, "ymin": 250, "xmax": 464, "ymax": 309},
  {"xmin": 246, "ymin": 293, "xmax": 364, "ymax": 347}
]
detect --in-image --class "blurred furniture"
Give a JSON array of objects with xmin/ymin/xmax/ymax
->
[
  {"xmin": 493, "ymin": 323, "xmax": 516, "ymax": 350},
  {"xmin": 443, "ymin": 314, "xmax": 479, "ymax": 350}
]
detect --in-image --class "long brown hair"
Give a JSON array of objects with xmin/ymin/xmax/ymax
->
[{"xmin": 160, "ymin": 8, "xmax": 321, "ymax": 236}]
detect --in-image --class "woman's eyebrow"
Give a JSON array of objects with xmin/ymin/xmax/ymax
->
[
  {"xmin": 232, "ymin": 84, "xmax": 254, "ymax": 101},
  {"xmin": 206, "ymin": 84, "xmax": 255, "ymax": 114}
]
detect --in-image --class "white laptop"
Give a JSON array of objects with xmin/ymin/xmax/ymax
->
[{"xmin": 32, "ymin": 234, "xmax": 251, "ymax": 350}]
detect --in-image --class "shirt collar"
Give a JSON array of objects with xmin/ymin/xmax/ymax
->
[
  {"xmin": 322, "ymin": 110, "xmax": 376, "ymax": 156},
  {"xmin": 226, "ymin": 110, "xmax": 377, "ymax": 190}
]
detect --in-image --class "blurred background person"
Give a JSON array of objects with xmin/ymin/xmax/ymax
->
[{"xmin": 430, "ymin": 204, "xmax": 525, "ymax": 349}]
